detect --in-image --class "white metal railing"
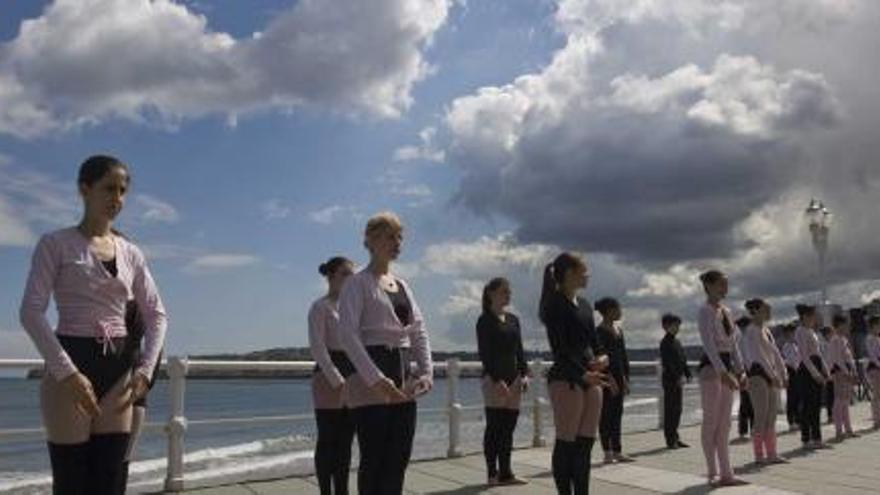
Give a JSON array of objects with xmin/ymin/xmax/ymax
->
[{"xmin": 3, "ymin": 356, "xmax": 776, "ymax": 492}]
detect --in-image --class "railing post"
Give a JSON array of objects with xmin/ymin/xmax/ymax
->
[
  {"xmin": 446, "ymin": 358, "xmax": 463, "ymax": 458},
  {"xmin": 530, "ymin": 359, "xmax": 547, "ymax": 447},
  {"xmin": 656, "ymin": 360, "xmax": 665, "ymax": 430},
  {"xmin": 165, "ymin": 356, "xmax": 189, "ymax": 492}
]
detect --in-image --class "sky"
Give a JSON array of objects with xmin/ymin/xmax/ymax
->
[{"xmin": 2, "ymin": 0, "xmax": 879, "ymax": 359}]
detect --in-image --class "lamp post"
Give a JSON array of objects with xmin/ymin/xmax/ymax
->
[{"xmin": 805, "ymin": 199, "xmax": 833, "ymax": 307}]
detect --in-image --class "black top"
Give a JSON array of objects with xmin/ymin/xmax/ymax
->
[
  {"xmin": 476, "ymin": 312, "xmax": 528, "ymax": 384},
  {"xmin": 385, "ymin": 283, "xmax": 413, "ymax": 326},
  {"xmin": 102, "ymin": 258, "xmax": 118, "ymax": 278},
  {"xmin": 544, "ymin": 291, "xmax": 602, "ymax": 387},
  {"xmin": 660, "ymin": 332, "xmax": 692, "ymax": 385},
  {"xmin": 597, "ymin": 324, "xmax": 630, "ymax": 384}
]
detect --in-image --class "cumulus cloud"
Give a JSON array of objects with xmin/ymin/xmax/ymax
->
[
  {"xmin": 0, "ymin": 0, "xmax": 453, "ymax": 138},
  {"xmin": 393, "ymin": 127, "xmax": 446, "ymax": 163},
  {"xmin": 424, "ymin": 233, "xmax": 554, "ymax": 277},
  {"xmin": 442, "ymin": 0, "xmax": 878, "ymax": 307}
]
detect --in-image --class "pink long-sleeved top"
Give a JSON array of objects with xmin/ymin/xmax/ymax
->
[
  {"xmin": 782, "ymin": 340, "xmax": 801, "ymax": 369},
  {"xmin": 794, "ymin": 325, "xmax": 828, "ymax": 380},
  {"xmin": 743, "ymin": 323, "xmax": 788, "ymax": 383},
  {"xmin": 826, "ymin": 334, "xmax": 856, "ymax": 374},
  {"xmin": 866, "ymin": 334, "xmax": 880, "ymax": 369},
  {"xmin": 337, "ymin": 269, "xmax": 432, "ymax": 387},
  {"xmin": 308, "ymin": 296, "xmax": 345, "ymax": 388},
  {"xmin": 19, "ymin": 227, "xmax": 167, "ymax": 381},
  {"xmin": 697, "ymin": 302, "xmax": 743, "ymax": 374}
]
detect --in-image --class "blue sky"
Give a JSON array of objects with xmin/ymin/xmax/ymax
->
[{"xmin": 2, "ymin": 0, "xmax": 880, "ymax": 359}]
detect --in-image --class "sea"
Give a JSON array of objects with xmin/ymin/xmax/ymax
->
[{"xmin": 0, "ymin": 376, "xmax": 704, "ymax": 494}]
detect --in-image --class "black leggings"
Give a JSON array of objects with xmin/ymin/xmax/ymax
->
[
  {"xmin": 663, "ymin": 383, "xmax": 683, "ymax": 447},
  {"xmin": 786, "ymin": 367, "xmax": 800, "ymax": 426},
  {"xmin": 824, "ymin": 381, "xmax": 835, "ymax": 423},
  {"xmin": 315, "ymin": 408, "xmax": 356, "ymax": 495},
  {"xmin": 49, "ymin": 433, "xmax": 131, "ymax": 495},
  {"xmin": 552, "ymin": 436, "xmax": 595, "ymax": 495},
  {"xmin": 797, "ymin": 365, "xmax": 824, "ymax": 443},
  {"xmin": 738, "ymin": 390, "xmax": 754, "ymax": 437},
  {"xmin": 483, "ymin": 408, "xmax": 519, "ymax": 479},
  {"xmin": 599, "ymin": 388, "xmax": 623, "ymax": 453},
  {"xmin": 354, "ymin": 402, "xmax": 417, "ymax": 495}
]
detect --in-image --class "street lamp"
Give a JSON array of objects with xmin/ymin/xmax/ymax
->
[{"xmin": 805, "ymin": 198, "xmax": 833, "ymax": 306}]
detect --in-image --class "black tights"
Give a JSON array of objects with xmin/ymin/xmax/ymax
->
[
  {"xmin": 552, "ymin": 436, "xmax": 595, "ymax": 495},
  {"xmin": 354, "ymin": 402, "xmax": 417, "ymax": 495},
  {"xmin": 49, "ymin": 433, "xmax": 131, "ymax": 495},
  {"xmin": 797, "ymin": 367, "xmax": 824, "ymax": 443},
  {"xmin": 315, "ymin": 408, "xmax": 356, "ymax": 495},
  {"xmin": 599, "ymin": 389, "xmax": 623, "ymax": 453},
  {"xmin": 483, "ymin": 408, "xmax": 520, "ymax": 479}
]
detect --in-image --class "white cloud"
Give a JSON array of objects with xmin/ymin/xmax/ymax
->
[
  {"xmin": 183, "ymin": 254, "xmax": 260, "ymax": 274},
  {"xmin": 0, "ymin": 159, "xmax": 77, "ymax": 246},
  {"xmin": 308, "ymin": 205, "xmax": 360, "ymax": 225},
  {"xmin": 440, "ymin": 280, "xmax": 484, "ymax": 316},
  {"xmin": 393, "ymin": 127, "xmax": 446, "ymax": 163},
  {"xmin": 133, "ymin": 193, "xmax": 180, "ymax": 223},
  {"xmin": 607, "ymin": 54, "xmax": 839, "ymax": 139},
  {"xmin": 261, "ymin": 199, "xmax": 292, "ymax": 220},
  {"xmin": 0, "ymin": 196, "xmax": 36, "ymax": 247},
  {"xmin": 424, "ymin": 233, "xmax": 554, "ymax": 277},
  {"xmin": 374, "ymin": 168, "xmax": 436, "ymax": 208},
  {"xmin": 0, "ymin": 0, "xmax": 453, "ymax": 138},
  {"xmin": 628, "ymin": 264, "xmax": 701, "ymax": 299},
  {"xmin": 862, "ymin": 290, "xmax": 880, "ymax": 305}
]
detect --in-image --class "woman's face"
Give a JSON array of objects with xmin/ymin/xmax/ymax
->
[
  {"xmin": 802, "ymin": 312, "xmax": 817, "ymax": 328},
  {"xmin": 329, "ymin": 262, "xmax": 355, "ymax": 292},
  {"xmin": 754, "ymin": 303, "xmax": 770, "ymax": 323},
  {"xmin": 605, "ymin": 306, "xmax": 622, "ymax": 322},
  {"xmin": 367, "ymin": 227, "xmax": 403, "ymax": 262},
  {"xmin": 562, "ymin": 261, "xmax": 589, "ymax": 292},
  {"xmin": 489, "ymin": 282, "xmax": 512, "ymax": 309},
  {"xmin": 705, "ymin": 276, "xmax": 729, "ymax": 300},
  {"xmin": 757, "ymin": 303, "xmax": 771, "ymax": 322},
  {"xmin": 79, "ymin": 167, "xmax": 128, "ymax": 222}
]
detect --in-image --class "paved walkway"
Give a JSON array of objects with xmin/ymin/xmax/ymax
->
[{"xmin": 182, "ymin": 403, "xmax": 879, "ymax": 494}]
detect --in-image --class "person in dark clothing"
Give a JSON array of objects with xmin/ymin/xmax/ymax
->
[
  {"xmin": 660, "ymin": 314, "xmax": 692, "ymax": 449},
  {"xmin": 781, "ymin": 324, "xmax": 801, "ymax": 431},
  {"xmin": 595, "ymin": 297, "xmax": 633, "ymax": 464},
  {"xmin": 733, "ymin": 317, "xmax": 754, "ymax": 445},
  {"xmin": 540, "ymin": 252, "xmax": 610, "ymax": 495},
  {"xmin": 819, "ymin": 326, "xmax": 835, "ymax": 425},
  {"xmin": 477, "ymin": 277, "xmax": 530, "ymax": 486}
]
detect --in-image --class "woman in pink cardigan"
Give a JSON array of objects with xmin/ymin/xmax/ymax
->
[
  {"xmin": 337, "ymin": 212, "xmax": 433, "ymax": 495},
  {"xmin": 20, "ymin": 155, "xmax": 167, "ymax": 494}
]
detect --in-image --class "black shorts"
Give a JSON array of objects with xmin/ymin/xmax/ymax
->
[
  {"xmin": 364, "ymin": 346, "xmax": 411, "ymax": 388},
  {"xmin": 698, "ymin": 352, "xmax": 732, "ymax": 372},
  {"xmin": 58, "ymin": 335, "xmax": 129, "ymax": 401},
  {"xmin": 314, "ymin": 350, "xmax": 356, "ymax": 378},
  {"xmin": 747, "ymin": 363, "xmax": 772, "ymax": 382}
]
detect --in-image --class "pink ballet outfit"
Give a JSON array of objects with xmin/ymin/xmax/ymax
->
[
  {"xmin": 20, "ymin": 227, "xmax": 167, "ymax": 381},
  {"xmin": 742, "ymin": 324, "xmax": 787, "ymax": 460},
  {"xmin": 827, "ymin": 334, "xmax": 856, "ymax": 436},
  {"xmin": 697, "ymin": 302, "xmax": 743, "ymax": 481}
]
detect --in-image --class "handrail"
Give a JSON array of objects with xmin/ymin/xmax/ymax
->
[{"xmin": 0, "ymin": 356, "xmax": 767, "ymax": 493}]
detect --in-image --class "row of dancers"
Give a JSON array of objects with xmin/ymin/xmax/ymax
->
[{"xmin": 18, "ymin": 155, "xmax": 880, "ymax": 495}]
